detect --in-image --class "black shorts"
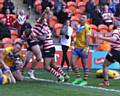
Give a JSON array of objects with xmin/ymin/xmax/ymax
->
[
  {"xmin": 27, "ymin": 41, "xmax": 38, "ymax": 51},
  {"xmin": 106, "ymin": 49, "xmax": 120, "ymax": 63},
  {"xmin": 42, "ymin": 47, "xmax": 55, "ymax": 58},
  {"xmin": 37, "ymin": 40, "xmax": 44, "ymax": 46}
]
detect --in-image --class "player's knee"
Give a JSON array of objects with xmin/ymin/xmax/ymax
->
[{"xmin": 16, "ymin": 76, "xmax": 24, "ymax": 81}]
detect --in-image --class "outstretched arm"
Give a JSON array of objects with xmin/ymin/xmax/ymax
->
[
  {"xmin": 97, "ymin": 36, "xmax": 120, "ymax": 44},
  {"xmin": 37, "ymin": 7, "xmax": 50, "ymax": 22}
]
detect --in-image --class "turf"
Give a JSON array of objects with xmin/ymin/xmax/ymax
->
[{"xmin": 0, "ymin": 69, "xmax": 120, "ymax": 96}]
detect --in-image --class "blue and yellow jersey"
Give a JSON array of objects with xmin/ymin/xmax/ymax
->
[
  {"xmin": 75, "ymin": 23, "xmax": 92, "ymax": 48},
  {"xmin": 3, "ymin": 47, "xmax": 15, "ymax": 67},
  {"xmin": 3, "ymin": 47, "xmax": 23, "ymax": 67},
  {"xmin": 0, "ymin": 74, "xmax": 8, "ymax": 84}
]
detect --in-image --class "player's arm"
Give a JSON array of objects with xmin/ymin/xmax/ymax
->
[
  {"xmin": 97, "ymin": 35, "xmax": 120, "ymax": 44},
  {"xmin": 22, "ymin": 51, "xmax": 33, "ymax": 70},
  {"xmin": 86, "ymin": 26, "xmax": 92, "ymax": 46},
  {"xmin": 65, "ymin": 27, "xmax": 73, "ymax": 39},
  {"xmin": 0, "ymin": 50, "xmax": 9, "ymax": 70},
  {"xmin": 37, "ymin": 7, "xmax": 50, "ymax": 23},
  {"xmin": 5, "ymin": 70, "xmax": 16, "ymax": 84},
  {"xmin": 83, "ymin": 26, "xmax": 92, "ymax": 53}
]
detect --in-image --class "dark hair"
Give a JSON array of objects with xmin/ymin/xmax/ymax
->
[
  {"xmin": 15, "ymin": 42, "xmax": 22, "ymax": 47},
  {"xmin": 24, "ymin": 29, "xmax": 32, "ymax": 37}
]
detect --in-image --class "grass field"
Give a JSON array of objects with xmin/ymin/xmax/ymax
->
[{"xmin": 1, "ymin": 69, "xmax": 120, "ymax": 96}]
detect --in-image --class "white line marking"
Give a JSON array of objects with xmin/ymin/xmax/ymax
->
[{"xmin": 24, "ymin": 76, "xmax": 120, "ymax": 93}]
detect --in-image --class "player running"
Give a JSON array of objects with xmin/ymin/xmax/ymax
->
[
  {"xmin": 97, "ymin": 20, "xmax": 120, "ymax": 86},
  {"xmin": 23, "ymin": 7, "xmax": 70, "ymax": 82}
]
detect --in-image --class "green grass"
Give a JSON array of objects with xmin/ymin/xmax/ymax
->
[{"xmin": 0, "ymin": 69, "xmax": 120, "ymax": 96}]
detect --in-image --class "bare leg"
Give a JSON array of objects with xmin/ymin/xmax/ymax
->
[
  {"xmin": 103, "ymin": 59, "xmax": 110, "ymax": 81},
  {"xmin": 81, "ymin": 57, "xmax": 89, "ymax": 80},
  {"xmin": 71, "ymin": 55, "xmax": 80, "ymax": 78},
  {"xmin": 12, "ymin": 70, "xmax": 23, "ymax": 81},
  {"xmin": 44, "ymin": 58, "xmax": 63, "ymax": 81},
  {"xmin": 23, "ymin": 51, "xmax": 34, "ymax": 70}
]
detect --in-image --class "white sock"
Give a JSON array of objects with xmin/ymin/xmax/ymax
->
[{"xmin": 29, "ymin": 69, "xmax": 34, "ymax": 74}]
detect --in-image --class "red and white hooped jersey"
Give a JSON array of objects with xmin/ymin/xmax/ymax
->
[
  {"xmin": 22, "ymin": 19, "xmax": 55, "ymax": 51},
  {"xmin": 32, "ymin": 19, "xmax": 55, "ymax": 50},
  {"xmin": 112, "ymin": 28, "xmax": 120, "ymax": 50}
]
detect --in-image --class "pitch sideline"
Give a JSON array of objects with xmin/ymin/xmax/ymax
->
[{"xmin": 24, "ymin": 76, "xmax": 120, "ymax": 93}]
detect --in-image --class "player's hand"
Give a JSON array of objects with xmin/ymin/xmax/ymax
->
[
  {"xmin": 4, "ymin": 65, "xmax": 10, "ymax": 71},
  {"xmin": 46, "ymin": 7, "xmax": 50, "ymax": 12},
  {"xmin": 82, "ymin": 47, "xmax": 89, "ymax": 55},
  {"xmin": 96, "ymin": 35, "xmax": 103, "ymax": 39},
  {"xmin": 16, "ymin": 59, "xmax": 24, "ymax": 69}
]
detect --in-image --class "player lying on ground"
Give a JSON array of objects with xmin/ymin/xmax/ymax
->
[
  {"xmin": 0, "ymin": 42, "xmax": 24, "ymax": 81},
  {"xmin": 0, "ymin": 53, "xmax": 16, "ymax": 84},
  {"xmin": 0, "ymin": 69, "xmax": 16, "ymax": 84}
]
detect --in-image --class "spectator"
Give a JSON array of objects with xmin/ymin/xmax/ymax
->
[
  {"xmin": 2, "ymin": 0, "xmax": 15, "ymax": 14},
  {"xmin": 102, "ymin": 5, "xmax": 114, "ymax": 26},
  {"xmin": 41, "ymin": 0, "xmax": 53, "ymax": 12},
  {"xmin": 15, "ymin": 9, "xmax": 30, "ymax": 35},
  {"xmin": 27, "ymin": 0, "xmax": 35, "ymax": 9},
  {"xmin": 54, "ymin": 0, "xmax": 64, "ymax": 18},
  {"xmin": 109, "ymin": 1, "xmax": 117, "ymax": 13},
  {"xmin": 23, "ymin": 0, "xmax": 35, "ymax": 9},
  {"xmin": 85, "ymin": 0, "xmax": 95, "ymax": 18},
  {"xmin": 0, "ymin": 19, "xmax": 11, "ymax": 40},
  {"xmin": 92, "ymin": 6, "xmax": 103, "ymax": 26},
  {"xmin": 112, "ymin": 0, "xmax": 119, "ymax": 5},
  {"xmin": 56, "ymin": 8, "xmax": 72, "ymax": 24},
  {"xmin": 60, "ymin": 20, "xmax": 73, "ymax": 70},
  {"xmin": 1, "ymin": 9, "xmax": 16, "ymax": 29},
  {"xmin": 23, "ymin": 0, "xmax": 27, "ymax": 4},
  {"xmin": 64, "ymin": 0, "xmax": 76, "ymax": 3},
  {"xmin": 114, "ymin": 2, "xmax": 120, "ymax": 17},
  {"xmin": 99, "ymin": 0, "xmax": 109, "ymax": 6}
]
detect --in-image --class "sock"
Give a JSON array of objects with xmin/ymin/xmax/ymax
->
[
  {"xmin": 48, "ymin": 68, "xmax": 61, "ymax": 79},
  {"xmin": 72, "ymin": 66, "xmax": 80, "ymax": 78},
  {"xmin": 55, "ymin": 67, "xmax": 66, "ymax": 76},
  {"xmin": 83, "ymin": 67, "xmax": 89, "ymax": 80},
  {"xmin": 103, "ymin": 68, "xmax": 109, "ymax": 81},
  {"xmin": 29, "ymin": 69, "xmax": 34, "ymax": 74}
]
